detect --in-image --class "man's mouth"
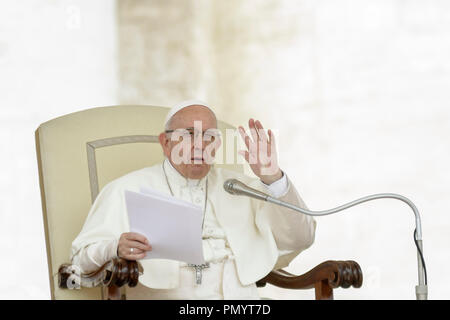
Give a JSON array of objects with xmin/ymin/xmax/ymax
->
[{"xmin": 191, "ymin": 157, "xmax": 204, "ymax": 161}]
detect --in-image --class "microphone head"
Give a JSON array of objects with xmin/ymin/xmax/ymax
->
[
  {"xmin": 223, "ymin": 179, "xmax": 239, "ymax": 195},
  {"xmin": 223, "ymin": 178, "xmax": 269, "ymax": 201}
]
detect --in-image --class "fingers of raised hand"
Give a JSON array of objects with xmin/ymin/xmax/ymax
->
[
  {"xmin": 268, "ymin": 129, "xmax": 277, "ymax": 155},
  {"xmin": 245, "ymin": 119, "xmax": 270, "ymax": 145},
  {"xmin": 248, "ymin": 119, "xmax": 260, "ymax": 143},
  {"xmin": 254, "ymin": 120, "xmax": 268, "ymax": 143},
  {"xmin": 238, "ymin": 150, "xmax": 249, "ymax": 163},
  {"xmin": 238, "ymin": 126, "xmax": 251, "ymax": 150},
  {"xmin": 239, "ymin": 119, "xmax": 267, "ymax": 147},
  {"xmin": 239, "ymin": 119, "xmax": 275, "ymax": 167}
]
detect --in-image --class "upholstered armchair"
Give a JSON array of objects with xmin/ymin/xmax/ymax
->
[{"xmin": 35, "ymin": 105, "xmax": 362, "ymax": 300}]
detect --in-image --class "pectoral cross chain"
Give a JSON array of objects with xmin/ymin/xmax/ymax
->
[{"xmin": 187, "ymin": 263, "xmax": 210, "ymax": 284}]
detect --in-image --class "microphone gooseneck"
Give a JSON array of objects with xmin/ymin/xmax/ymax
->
[{"xmin": 223, "ymin": 178, "xmax": 428, "ymax": 300}]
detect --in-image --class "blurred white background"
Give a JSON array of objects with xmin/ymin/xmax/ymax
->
[{"xmin": 0, "ymin": 0, "xmax": 449, "ymax": 299}]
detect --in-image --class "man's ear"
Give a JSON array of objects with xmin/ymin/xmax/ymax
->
[{"xmin": 158, "ymin": 132, "xmax": 170, "ymax": 157}]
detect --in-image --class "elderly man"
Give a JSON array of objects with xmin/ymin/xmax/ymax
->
[{"xmin": 71, "ymin": 100, "xmax": 316, "ymax": 299}]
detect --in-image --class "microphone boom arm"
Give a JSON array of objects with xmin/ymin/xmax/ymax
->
[{"xmin": 223, "ymin": 179, "xmax": 428, "ymax": 300}]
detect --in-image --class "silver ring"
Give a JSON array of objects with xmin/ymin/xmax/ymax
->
[{"xmin": 130, "ymin": 248, "xmax": 134, "ymax": 253}]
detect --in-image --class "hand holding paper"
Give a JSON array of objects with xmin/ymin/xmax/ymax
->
[
  {"xmin": 124, "ymin": 187, "xmax": 205, "ymax": 265},
  {"xmin": 117, "ymin": 232, "xmax": 152, "ymax": 260}
]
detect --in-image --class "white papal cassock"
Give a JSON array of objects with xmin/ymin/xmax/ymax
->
[{"xmin": 71, "ymin": 158, "xmax": 316, "ymax": 299}]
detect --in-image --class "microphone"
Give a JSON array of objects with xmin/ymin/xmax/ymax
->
[
  {"xmin": 223, "ymin": 178, "xmax": 428, "ymax": 300},
  {"xmin": 223, "ymin": 179, "xmax": 270, "ymax": 201}
]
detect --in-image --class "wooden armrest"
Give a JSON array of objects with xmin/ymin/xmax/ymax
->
[
  {"xmin": 58, "ymin": 257, "xmax": 141, "ymax": 290},
  {"xmin": 59, "ymin": 259, "xmax": 362, "ymax": 300},
  {"xmin": 256, "ymin": 260, "xmax": 363, "ymax": 300}
]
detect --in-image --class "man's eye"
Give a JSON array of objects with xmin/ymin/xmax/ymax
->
[{"xmin": 204, "ymin": 134, "xmax": 215, "ymax": 141}]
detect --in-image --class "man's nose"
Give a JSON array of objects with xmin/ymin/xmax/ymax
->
[{"xmin": 193, "ymin": 132, "xmax": 205, "ymax": 150}]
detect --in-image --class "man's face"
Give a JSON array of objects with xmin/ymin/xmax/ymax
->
[{"xmin": 158, "ymin": 105, "xmax": 222, "ymax": 179}]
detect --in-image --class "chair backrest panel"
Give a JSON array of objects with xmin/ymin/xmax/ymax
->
[{"xmin": 87, "ymin": 135, "xmax": 162, "ymax": 202}]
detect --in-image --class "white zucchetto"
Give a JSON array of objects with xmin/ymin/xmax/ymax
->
[{"xmin": 164, "ymin": 99, "xmax": 214, "ymax": 129}]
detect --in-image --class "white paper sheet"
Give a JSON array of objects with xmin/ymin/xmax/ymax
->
[{"xmin": 125, "ymin": 189, "xmax": 205, "ymax": 265}]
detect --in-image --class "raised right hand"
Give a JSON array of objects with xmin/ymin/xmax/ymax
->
[{"xmin": 117, "ymin": 232, "xmax": 152, "ymax": 260}]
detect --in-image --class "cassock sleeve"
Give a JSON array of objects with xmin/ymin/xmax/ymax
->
[
  {"xmin": 71, "ymin": 239, "xmax": 118, "ymax": 274},
  {"xmin": 256, "ymin": 172, "xmax": 317, "ymax": 253},
  {"xmin": 70, "ymin": 180, "xmax": 130, "ymax": 273},
  {"xmin": 264, "ymin": 170, "xmax": 289, "ymax": 198}
]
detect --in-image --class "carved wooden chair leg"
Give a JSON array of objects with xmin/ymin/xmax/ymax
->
[
  {"xmin": 315, "ymin": 279, "xmax": 333, "ymax": 300},
  {"xmin": 107, "ymin": 286, "xmax": 122, "ymax": 300}
]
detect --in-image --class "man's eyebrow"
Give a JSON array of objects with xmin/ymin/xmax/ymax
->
[
  {"xmin": 173, "ymin": 127, "xmax": 195, "ymax": 131},
  {"xmin": 165, "ymin": 127, "xmax": 194, "ymax": 132},
  {"xmin": 181, "ymin": 127, "xmax": 217, "ymax": 131},
  {"xmin": 167, "ymin": 127, "xmax": 220, "ymax": 132}
]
